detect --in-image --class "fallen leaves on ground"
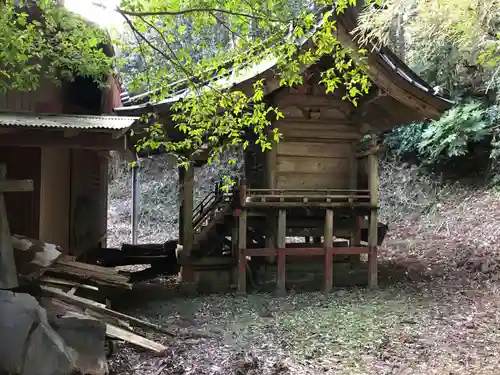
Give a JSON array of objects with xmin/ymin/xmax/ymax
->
[
  {"xmin": 107, "ymin": 159, "xmax": 500, "ymax": 374},
  {"xmin": 108, "ymin": 276, "xmax": 500, "ymax": 375}
]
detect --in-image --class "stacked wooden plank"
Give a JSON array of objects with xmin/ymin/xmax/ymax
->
[
  {"xmin": 11, "ymin": 234, "xmax": 131, "ymax": 290},
  {"xmin": 10, "ymin": 235, "xmax": 172, "ymax": 353},
  {"xmin": 40, "ymin": 287, "xmax": 168, "ymax": 354},
  {"xmin": 45, "ymin": 254, "xmax": 132, "ymax": 290}
]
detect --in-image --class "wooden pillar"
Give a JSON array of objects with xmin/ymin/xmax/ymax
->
[
  {"xmin": 231, "ymin": 217, "xmax": 238, "ymax": 257},
  {"xmin": 237, "ymin": 210, "xmax": 248, "ymax": 293},
  {"xmin": 349, "ymin": 142, "xmax": 359, "ymax": 247},
  {"xmin": 265, "ymin": 212, "xmax": 276, "ymax": 264},
  {"xmin": 0, "ymin": 165, "xmax": 34, "ymax": 289},
  {"xmin": 266, "ymin": 127, "xmax": 277, "ymax": 264},
  {"xmin": 266, "ymin": 127, "xmax": 277, "ymax": 191},
  {"xmin": 276, "ymin": 208, "xmax": 286, "ymax": 295},
  {"xmin": 237, "ymin": 181, "xmax": 248, "ymax": 294},
  {"xmin": 179, "ymin": 165, "xmax": 194, "ymax": 281},
  {"xmin": 324, "ymin": 208, "xmax": 334, "ymax": 294},
  {"xmin": 131, "ymin": 163, "xmax": 139, "ymax": 245},
  {"xmin": 368, "ymin": 137, "xmax": 379, "ymax": 289},
  {"xmin": 354, "ymin": 216, "xmax": 361, "ymax": 246}
]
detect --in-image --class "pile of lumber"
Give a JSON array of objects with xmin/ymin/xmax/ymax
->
[
  {"xmin": 12, "ymin": 234, "xmax": 132, "ymax": 290},
  {"xmin": 11, "ymin": 234, "xmax": 175, "ymax": 354},
  {"xmin": 45, "ymin": 254, "xmax": 132, "ymax": 290},
  {"xmin": 40, "ymin": 286, "xmax": 169, "ymax": 354}
]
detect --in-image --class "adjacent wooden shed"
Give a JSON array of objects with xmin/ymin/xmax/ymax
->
[
  {"xmin": 114, "ymin": 4, "xmax": 452, "ymax": 293},
  {"xmin": 0, "ymin": 78, "xmax": 137, "ymax": 257}
]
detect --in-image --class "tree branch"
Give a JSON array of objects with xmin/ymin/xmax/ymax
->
[
  {"xmin": 209, "ymin": 12, "xmax": 247, "ymax": 45},
  {"xmin": 117, "ymin": 9, "xmax": 179, "ymax": 72},
  {"xmin": 137, "ymin": 15, "xmax": 194, "ymax": 80},
  {"xmin": 117, "ymin": 7, "xmax": 286, "ymax": 23}
]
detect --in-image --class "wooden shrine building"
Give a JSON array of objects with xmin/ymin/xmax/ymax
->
[{"xmin": 114, "ymin": 4, "xmax": 453, "ymax": 293}]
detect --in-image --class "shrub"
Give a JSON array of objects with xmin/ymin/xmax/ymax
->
[
  {"xmin": 383, "ymin": 101, "xmax": 493, "ymax": 167},
  {"xmin": 383, "ymin": 122, "xmax": 427, "ymax": 159},
  {"xmin": 418, "ymin": 100, "xmax": 491, "ymax": 164}
]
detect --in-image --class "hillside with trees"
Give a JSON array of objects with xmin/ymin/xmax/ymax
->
[{"xmin": 109, "ymin": 0, "xmax": 500, "ymax": 248}]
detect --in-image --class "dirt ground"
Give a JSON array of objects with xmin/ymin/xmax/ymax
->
[
  {"xmin": 107, "ymin": 163, "xmax": 500, "ymax": 375},
  {"xmin": 108, "ymin": 256, "xmax": 500, "ymax": 375}
]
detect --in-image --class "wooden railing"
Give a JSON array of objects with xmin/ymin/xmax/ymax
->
[{"xmin": 241, "ymin": 187, "xmax": 372, "ymax": 207}]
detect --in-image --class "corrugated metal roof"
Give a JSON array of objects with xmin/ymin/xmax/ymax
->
[{"xmin": 0, "ymin": 113, "xmax": 138, "ymax": 131}]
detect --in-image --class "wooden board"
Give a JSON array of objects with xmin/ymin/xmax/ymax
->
[
  {"xmin": 275, "ymin": 92, "xmax": 351, "ymax": 109},
  {"xmin": 42, "ymin": 297, "xmax": 166, "ymax": 354},
  {"xmin": 277, "ymin": 141, "xmax": 352, "ymax": 158},
  {"xmin": 279, "ymin": 106, "xmax": 305, "ymax": 118},
  {"xmin": 55, "ymin": 255, "xmax": 123, "ymax": 276},
  {"xmin": 277, "ymin": 121, "xmax": 361, "ymax": 141},
  {"xmin": 277, "ymin": 106, "xmax": 349, "ymax": 120},
  {"xmin": 0, "ymin": 179, "xmax": 34, "ymax": 193},
  {"xmin": 277, "ymin": 155, "xmax": 350, "ymax": 175},
  {"xmin": 280, "ymin": 129, "xmax": 361, "ymax": 141},
  {"xmin": 40, "ymin": 276, "xmax": 99, "ymax": 292},
  {"xmin": 276, "ymin": 172, "xmax": 351, "ymax": 189},
  {"xmin": 106, "ymin": 324, "xmax": 167, "ymax": 353},
  {"xmin": 279, "ymin": 120, "xmax": 358, "ymax": 133}
]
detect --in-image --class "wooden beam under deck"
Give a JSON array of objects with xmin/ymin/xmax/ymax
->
[{"xmin": 245, "ymin": 201, "xmax": 373, "ymax": 208}]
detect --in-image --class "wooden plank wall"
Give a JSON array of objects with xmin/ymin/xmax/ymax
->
[
  {"xmin": 0, "ymin": 78, "xmax": 63, "ymax": 113},
  {"xmin": 266, "ymin": 88, "xmax": 363, "ymax": 190},
  {"xmin": 244, "ymin": 134, "xmax": 267, "ymax": 189},
  {"xmin": 0, "ymin": 73, "xmax": 120, "ymax": 115},
  {"xmin": 69, "ymin": 150, "xmax": 107, "ymax": 257},
  {"xmin": 274, "ymin": 120, "xmax": 361, "ymax": 190}
]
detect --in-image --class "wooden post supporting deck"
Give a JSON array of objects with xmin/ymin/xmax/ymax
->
[
  {"xmin": 324, "ymin": 208, "xmax": 334, "ymax": 294},
  {"xmin": 237, "ymin": 181, "xmax": 248, "ymax": 294},
  {"xmin": 349, "ymin": 142, "xmax": 361, "ymax": 248},
  {"xmin": 354, "ymin": 216, "xmax": 361, "ymax": 246},
  {"xmin": 0, "ymin": 164, "xmax": 34, "ymax": 289},
  {"xmin": 276, "ymin": 208, "xmax": 287, "ymax": 295},
  {"xmin": 265, "ymin": 213, "xmax": 276, "ymax": 265},
  {"xmin": 231, "ymin": 218, "xmax": 238, "ymax": 257},
  {"xmin": 368, "ymin": 137, "xmax": 379, "ymax": 289}
]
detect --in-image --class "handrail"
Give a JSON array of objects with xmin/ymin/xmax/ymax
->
[
  {"xmin": 192, "ymin": 182, "xmax": 234, "ymax": 232},
  {"xmin": 193, "ymin": 182, "xmax": 220, "ymax": 219}
]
